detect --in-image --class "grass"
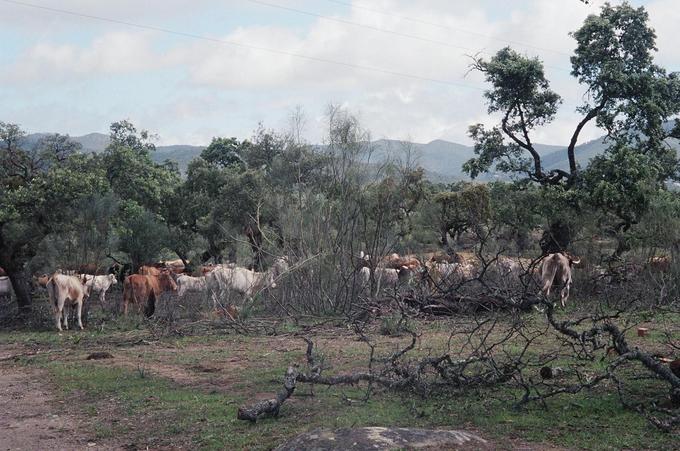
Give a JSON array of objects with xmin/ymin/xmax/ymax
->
[
  {"xmin": 41, "ymin": 357, "xmax": 676, "ymax": 450},
  {"xmin": 3, "ymin": 308, "xmax": 678, "ymax": 450}
]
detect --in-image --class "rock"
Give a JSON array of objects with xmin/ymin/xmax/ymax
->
[
  {"xmin": 275, "ymin": 427, "xmax": 491, "ymax": 450},
  {"xmin": 540, "ymin": 366, "xmax": 564, "ymax": 379}
]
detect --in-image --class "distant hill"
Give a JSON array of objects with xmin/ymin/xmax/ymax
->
[
  {"xmin": 21, "ymin": 132, "xmax": 205, "ymax": 173},
  {"xmin": 21, "ymin": 130, "xmax": 679, "ymax": 181},
  {"xmin": 75, "ymin": 133, "xmax": 111, "ymax": 152}
]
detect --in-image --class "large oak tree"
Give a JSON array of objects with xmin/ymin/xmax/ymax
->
[{"xmin": 463, "ymin": 2, "xmax": 680, "ymax": 252}]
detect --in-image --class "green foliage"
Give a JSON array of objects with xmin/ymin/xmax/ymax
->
[
  {"xmin": 464, "ymin": 48, "xmax": 560, "ymax": 182},
  {"xmin": 638, "ymin": 190, "xmax": 680, "ymax": 249},
  {"xmin": 582, "ymin": 143, "xmax": 663, "ymax": 230},
  {"xmin": 477, "ymin": 47, "xmax": 561, "ymax": 127},
  {"xmin": 200, "ymin": 136, "xmax": 245, "ymax": 170},
  {"xmin": 99, "ymin": 121, "xmax": 181, "ymax": 267},
  {"xmin": 103, "ymin": 121, "xmax": 179, "ymax": 215},
  {"xmin": 570, "ymin": 2, "xmax": 680, "ymax": 158},
  {"xmin": 433, "ymin": 183, "xmax": 491, "ymax": 245},
  {"xmin": 0, "ymin": 123, "xmax": 108, "ymax": 263},
  {"xmin": 242, "ymin": 124, "xmax": 285, "ymax": 172},
  {"xmin": 115, "ymin": 201, "xmax": 170, "ymax": 268},
  {"xmin": 463, "ymin": 124, "xmax": 527, "ymax": 179},
  {"xmin": 465, "ymin": 1, "xmax": 680, "ymax": 188}
]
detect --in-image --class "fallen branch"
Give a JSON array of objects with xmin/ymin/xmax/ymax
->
[{"xmin": 237, "ymin": 366, "xmax": 299, "ymax": 422}]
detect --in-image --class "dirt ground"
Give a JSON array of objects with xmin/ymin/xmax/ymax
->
[
  {"xmin": 0, "ymin": 333, "xmax": 354, "ymax": 451},
  {"xmin": 0, "ymin": 364, "xmax": 117, "ymax": 451},
  {"xmin": 0, "ymin": 311, "xmax": 676, "ymax": 450}
]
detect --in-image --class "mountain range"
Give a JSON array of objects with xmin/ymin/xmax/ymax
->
[{"xmin": 20, "ymin": 131, "xmax": 679, "ymax": 182}]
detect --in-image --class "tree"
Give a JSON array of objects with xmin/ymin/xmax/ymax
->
[
  {"xmin": 116, "ymin": 202, "xmax": 170, "ymax": 270},
  {"xmin": 102, "ymin": 120, "xmax": 179, "ymax": 269},
  {"xmin": 0, "ymin": 122, "xmax": 107, "ymax": 313},
  {"xmin": 433, "ymin": 183, "xmax": 491, "ymax": 249},
  {"xmin": 463, "ymin": 2, "xmax": 680, "ymax": 251},
  {"xmin": 103, "ymin": 120, "xmax": 178, "ymax": 215},
  {"xmin": 171, "ymin": 132, "xmax": 282, "ymax": 268},
  {"xmin": 201, "ymin": 137, "xmax": 246, "ymax": 170},
  {"xmin": 488, "ymin": 182, "xmax": 543, "ymax": 252},
  {"xmin": 581, "ymin": 143, "xmax": 663, "ymax": 257}
]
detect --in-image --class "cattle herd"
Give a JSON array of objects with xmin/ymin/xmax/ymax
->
[{"xmin": 0, "ymin": 250, "xmax": 672, "ymax": 332}]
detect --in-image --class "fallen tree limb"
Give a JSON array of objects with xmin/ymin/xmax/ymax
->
[{"xmin": 237, "ymin": 366, "xmax": 299, "ymax": 422}]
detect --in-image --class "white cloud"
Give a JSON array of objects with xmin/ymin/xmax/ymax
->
[
  {"xmin": 3, "ymin": 31, "xmax": 163, "ymax": 82},
  {"xmin": 1, "ymin": 0, "xmax": 677, "ymax": 147}
]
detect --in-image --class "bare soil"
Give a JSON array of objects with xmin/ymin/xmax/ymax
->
[{"xmin": 0, "ymin": 364, "xmax": 119, "ymax": 451}]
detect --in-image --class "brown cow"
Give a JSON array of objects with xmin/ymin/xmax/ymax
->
[
  {"xmin": 46, "ymin": 273, "xmax": 92, "ymax": 331},
  {"xmin": 377, "ymin": 253, "xmax": 421, "ymax": 270},
  {"xmin": 539, "ymin": 253, "xmax": 580, "ymax": 307},
  {"xmin": 647, "ymin": 256, "xmax": 671, "ymax": 273},
  {"xmin": 428, "ymin": 253, "xmax": 458, "ymax": 264},
  {"xmin": 33, "ymin": 274, "xmax": 50, "ymax": 288},
  {"xmin": 122, "ymin": 271, "xmax": 177, "ymax": 317},
  {"xmin": 138, "ymin": 265, "xmax": 161, "ymax": 276}
]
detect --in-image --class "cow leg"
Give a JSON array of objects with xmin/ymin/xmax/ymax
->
[
  {"xmin": 560, "ymin": 284, "xmax": 570, "ymax": 308},
  {"xmin": 62, "ymin": 305, "xmax": 69, "ymax": 330},
  {"xmin": 76, "ymin": 301, "xmax": 84, "ymax": 330},
  {"xmin": 145, "ymin": 293, "xmax": 156, "ymax": 317},
  {"xmin": 54, "ymin": 307, "xmax": 63, "ymax": 332},
  {"xmin": 100, "ymin": 289, "xmax": 106, "ymax": 305},
  {"xmin": 542, "ymin": 281, "xmax": 552, "ymax": 297}
]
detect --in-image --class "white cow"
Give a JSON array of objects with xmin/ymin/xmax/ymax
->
[
  {"xmin": 359, "ymin": 266, "xmax": 410, "ymax": 292},
  {"xmin": 0, "ymin": 276, "xmax": 12, "ymax": 301},
  {"xmin": 46, "ymin": 273, "xmax": 92, "ymax": 331},
  {"xmin": 82, "ymin": 273, "xmax": 117, "ymax": 304},
  {"xmin": 176, "ymin": 274, "xmax": 207, "ymax": 297},
  {"xmin": 539, "ymin": 253, "xmax": 580, "ymax": 307},
  {"xmin": 206, "ymin": 258, "xmax": 288, "ymax": 307}
]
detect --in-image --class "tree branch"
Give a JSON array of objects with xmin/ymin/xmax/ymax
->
[
  {"xmin": 567, "ymin": 98, "xmax": 607, "ymax": 175},
  {"xmin": 501, "ymin": 105, "xmax": 543, "ymax": 180}
]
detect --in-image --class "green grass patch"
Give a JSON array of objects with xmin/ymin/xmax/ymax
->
[{"xmin": 41, "ymin": 350, "xmax": 677, "ymax": 450}]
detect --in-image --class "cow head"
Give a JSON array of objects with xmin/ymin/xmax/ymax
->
[
  {"xmin": 33, "ymin": 274, "xmax": 50, "ymax": 288},
  {"xmin": 108, "ymin": 273, "xmax": 118, "ymax": 285},
  {"xmin": 563, "ymin": 252, "xmax": 581, "ymax": 266}
]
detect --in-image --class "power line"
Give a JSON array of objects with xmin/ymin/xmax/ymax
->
[
  {"xmin": 1, "ymin": 0, "xmax": 485, "ymax": 90},
  {"xmin": 245, "ymin": 0, "xmax": 475, "ymax": 53},
  {"xmin": 324, "ymin": 0, "xmax": 572, "ymax": 58},
  {"xmin": 246, "ymin": 0, "xmax": 572, "ymax": 73}
]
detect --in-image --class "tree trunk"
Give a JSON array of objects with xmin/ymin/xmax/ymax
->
[
  {"xmin": 245, "ymin": 225, "xmax": 264, "ymax": 271},
  {"xmin": 439, "ymin": 227, "xmax": 449, "ymax": 247},
  {"xmin": 611, "ymin": 223, "xmax": 632, "ymax": 260},
  {"xmin": 516, "ymin": 230, "xmax": 529, "ymax": 253},
  {"xmin": 174, "ymin": 249, "xmax": 192, "ymax": 272},
  {"xmin": 540, "ymin": 221, "xmax": 571, "ymax": 254},
  {"xmin": 5, "ymin": 266, "xmax": 33, "ymax": 316}
]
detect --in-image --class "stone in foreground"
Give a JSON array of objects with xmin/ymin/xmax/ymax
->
[{"xmin": 275, "ymin": 427, "xmax": 491, "ymax": 450}]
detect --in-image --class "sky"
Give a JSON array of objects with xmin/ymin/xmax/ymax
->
[{"xmin": 1, "ymin": 0, "xmax": 679, "ymax": 146}]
